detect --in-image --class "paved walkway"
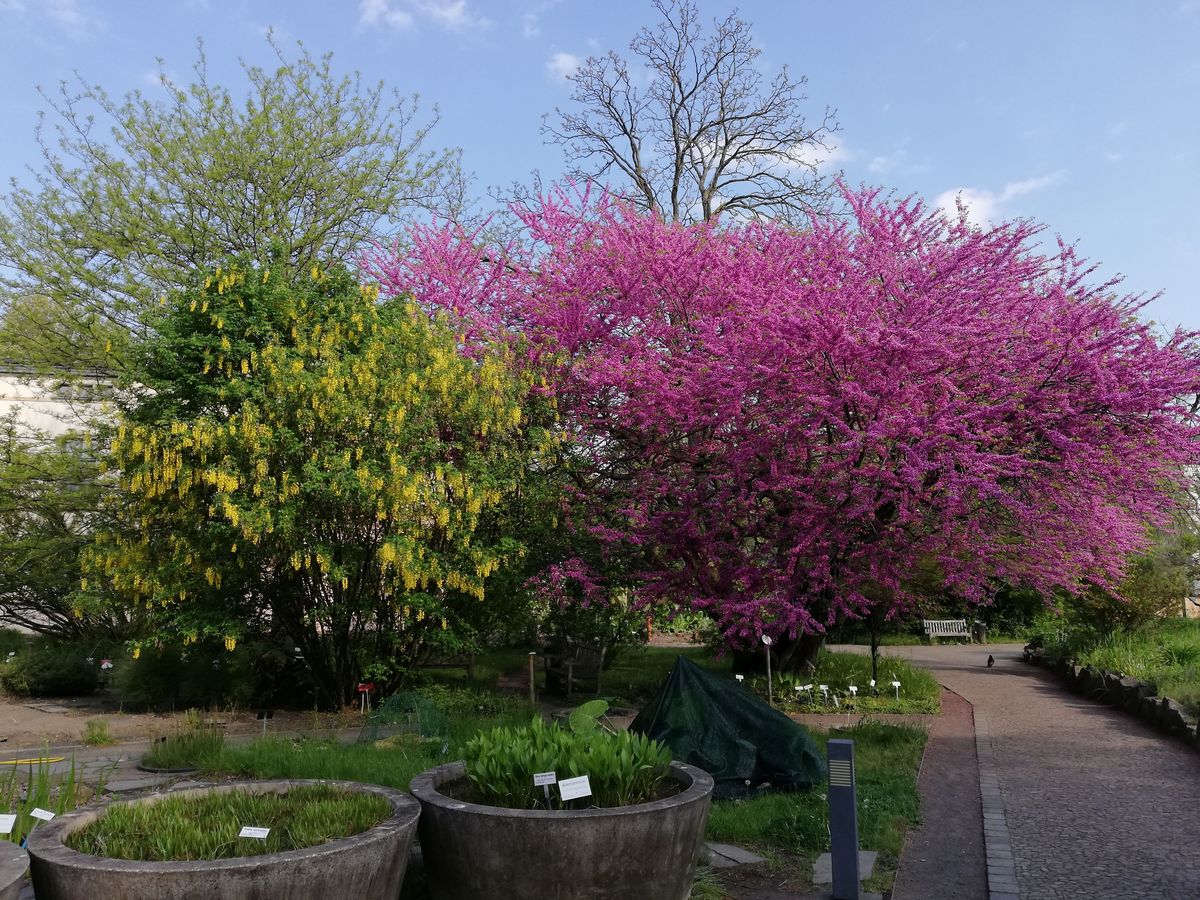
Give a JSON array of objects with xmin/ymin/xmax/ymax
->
[{"xmin": 840, "ymin": 643, "xmax": 1200, "ymax": 900}]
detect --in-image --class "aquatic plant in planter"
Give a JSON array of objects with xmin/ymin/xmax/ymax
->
[
  {"xmin": 411, "ymin": 703, "xmax": 713, "ymax": 900},
  {"xmin": 26, "ymin": 780, "xmax": 419, "ymax": 900}
]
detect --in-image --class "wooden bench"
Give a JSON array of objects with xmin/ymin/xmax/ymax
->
[
  {"xmin": 543, "ymin": 644, "xmax": 606, "ymax": 699},
  {"xmin": 923, "ymin": 619, "xmax": 970, "ymax": 642},
  {"xmin": 413, "ymin": 648, "xmax": 476, "ymax": 680}
]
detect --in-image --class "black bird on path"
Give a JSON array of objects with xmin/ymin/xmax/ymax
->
[{"xmin": 987, "ymin": 654, "xmax": 995, "ymax": 668}]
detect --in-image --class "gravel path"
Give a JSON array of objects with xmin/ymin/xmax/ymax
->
[{"xmin": 841, "ymin": 643, "xmax": 1200, "ymax": 900}]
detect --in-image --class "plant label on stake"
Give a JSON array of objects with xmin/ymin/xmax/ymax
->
[
  {"xmin": 23, "ymin": 808, "xmax": 54, "ymax": 848},
  {"xmin": 0, "ymin": 814, "xmax": 14, "ymax": 835},
  {"xmin": 558, "ymin": 775, "xmax": 592, "ymax": 803},
  {"xmin": 239, "ymin": 826, "xmax": 270, "ymax": 839},
  {"xmin": 891, "ymin": 680, "xmax": 901, "ymax": 700},
  {"xmin": 534, "ymin": 771, "xmax": 557, "ymax": 804}
]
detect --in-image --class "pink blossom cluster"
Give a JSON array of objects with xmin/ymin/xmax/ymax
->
[{"xmin": 368, "ymin": 186, "xmax": 1200, "ymax": 647}]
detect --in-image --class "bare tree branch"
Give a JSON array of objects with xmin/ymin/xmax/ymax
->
[{"xmin": 543, "ymin": 0, "xmax": 839, "ymax": 224}]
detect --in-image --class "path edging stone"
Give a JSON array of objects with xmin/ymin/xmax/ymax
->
[{"xmin": 975, "ymin": 709, "xmax": 1020, "ymax": 900}]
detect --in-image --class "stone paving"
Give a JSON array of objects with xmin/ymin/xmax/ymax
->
[{"xmin": 850, "ymin": 643, "xmax": 1200, "ymax": 900}]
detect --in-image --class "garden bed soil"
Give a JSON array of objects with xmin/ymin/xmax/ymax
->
[{"xmin": 0, "ymin": 694, "xmax": 369, "ymax": 751}]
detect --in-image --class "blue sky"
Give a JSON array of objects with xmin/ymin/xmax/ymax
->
[{"xmin": 2, "ymin": 0, "xmax": 1197, "ymax": 331}]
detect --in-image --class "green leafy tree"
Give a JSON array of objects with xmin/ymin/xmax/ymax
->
[
  {"xmin": 82, "ymin": 260, "xmax": 555, "ymax": 706},
  {"xmin": 0, "ymin": 36, "xmax": 458, "ymax": 374},
  {"xmin": 0, "ymin": 417, "xmax": 137, "ymax": 639}
]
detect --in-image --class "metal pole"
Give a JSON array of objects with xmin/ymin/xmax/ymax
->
[
  {"xmin": 528, "ymin": 652, "xmax": 537, "ymax": 705},
  {"xmin": 827, "ymin": 739, "xmax": 861, "ymax": 900},
  {"xmin": 765, "ymin": 644, "xmax": 773, "ymax": 706},
  {"xmin": 762, "ymin": 634, "xmax": 773, "ymax": 707}
]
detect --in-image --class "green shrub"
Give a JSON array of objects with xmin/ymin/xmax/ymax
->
[
  {"xmin": 66, "ymin": 784, "xmax": 391, "ymax": 860},
  {"xmin": 83, "ymin": 719, "xmax": 116, "ymax": 746},
  {"xmin": 113, "ymin": 640, "xmax": 304, "ymax": 711},
  {"xmin": 464, "ymin": 714, "xmax": 671, "ymax": 810},
  {"xmin": 0, "ymin": 627, "xmax": 28, "ymax": 657},
  {"xmin": 0, "ymin": 640, "xmax": 98, "ymax": 696}
]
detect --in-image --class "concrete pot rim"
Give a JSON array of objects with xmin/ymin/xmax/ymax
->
[
  {"xmin": 410, "ymin": 760, "xmax": 713, "ymax": 819},
  {"xmin": 0, "ymin": 843, "xmax": 27, "ymax": 893},
  {"xmin": 26, "ymin": 778, "xmax": 419, "ymax": 875}
]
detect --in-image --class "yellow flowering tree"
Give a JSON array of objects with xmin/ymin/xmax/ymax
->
[{"xmin": 82, "ymin": 260, "xmax": 554, "ymax": 706}]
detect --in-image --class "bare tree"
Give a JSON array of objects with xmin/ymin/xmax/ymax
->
[{"xmin": 544, "ymin": 0, "xmax": 838, "ymax": 224}]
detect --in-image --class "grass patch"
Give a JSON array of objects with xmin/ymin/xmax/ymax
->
[
  {"xmin": 2, "ymin": 756, "xmax": 108, "ymax": 845},
  {"xmin": 753, "ymin": 651, "xmax": 941, "ymax": 714},
  {"xmin": 1077, "ymin": 618, "xmax": 1200, "ymax": 716},
  {"xmin": 706, "ymin": 720, "xmax": 926, "ymax": 892},
  {"xmin": 142, "ymin": 724, "xmax": 226, "ymax": 770},
  {"xmin": 205, "ymin": 695, "xmax": 531, "ymax": 790},
  {"xmin": 600, "ymin": 646, "xmax": 731, "ymax": 706},
  {"xmin": 66, "ymin": 784, "xmax": 391, "ymax": 861}
]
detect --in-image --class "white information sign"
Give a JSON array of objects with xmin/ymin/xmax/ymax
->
[
  {"xmin": 891, "ymin": 681, "xmax": 901, "ymax": 688},
  {"xmin": 239, "ymin": 826, "xmax": 270, "ymax": 840},
  {"xmin": 29, "ymin": 808, "xmax": 55, "ymax": 822},
  {"xmin": 0, "ymin": 814, "xmax": 15, "ymax": 835},
  {"xmin": 533, "ymin": 772, "xmax": 557, "ymax": 787},
  {"xmin": 848, "ymin": 686, "xmax": 858, "ymax": 695},
  {"xmin": 557, "ymin": 775, "xmax": 592, "ymax": 802}
]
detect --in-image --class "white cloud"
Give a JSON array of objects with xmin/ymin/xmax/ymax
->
[
  {"xmin": 361, "ymin": 0, "xmax": 489, "ymax": 31},
  {"xmin": 45, "ymin": 0, "xmax": 91, "ymax": 31},
  {"xmin": 936, "ymin": 172, "xmax": 1063, "ymax": 227},
  {"xmin": 410, "ymin": 0, "xmax": 490, "ymax": 30},
  {"xmin": 547, "ymin": 51, "xmax": 581, "ymax": 81},
  {"xmin": 360, "ymin": 0, "xmax": 413, "ymax": 29}
]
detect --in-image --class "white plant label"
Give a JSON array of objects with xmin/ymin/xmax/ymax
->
[
  {"xmin": 734, "ymin": 674, "xmax": 745, "ymax": 683},
  {"xmin": 557, "ymin": 775, "xmax": 592, "ymax": 802},
  {"xmin": 29, "ymin": 808, "xmax": 54, "ymax": 822},
  {"xmin": 891, "ymin": 681, "xmax": 901, "ymax": 688},
  {"xmin": 238, "ymin": 826, "xmax": 270, "ymax": 839},
  {"xmin": 533, "ymin": 771, "xmax": 557, "ymax": 787},
  {"xmin": 819, "ymin": 684, "xmax": 829, "ymax": 692},
  {"xmin": 869, "ymin": 680, "xmax": 876, "ymax": 688},
  {"xmin": 0, "ymin": 814, "xmax": 15, "ymax": 835},
  {"xmin": 848, "ymin": 686, "xmax": 858, "ymax": 695}
]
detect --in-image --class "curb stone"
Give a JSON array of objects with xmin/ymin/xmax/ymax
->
[{"xmin": 975, "ymin": 709, "xmax": 1020, "ymax": 900}]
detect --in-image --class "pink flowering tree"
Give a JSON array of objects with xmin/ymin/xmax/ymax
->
[{"xmin": 368, "ymin": 186, "xmax": 1200, "ymax": 669}]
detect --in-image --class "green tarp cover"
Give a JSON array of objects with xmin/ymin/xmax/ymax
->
[{"xmin": 629, "ymin": 656, "xmax": 826, "ymax": 798}]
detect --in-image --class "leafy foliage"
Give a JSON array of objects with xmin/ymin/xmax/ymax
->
[
  {"xmin": 464, "ymin": 715, "xmax": 672, "ymax": 809},
  {"xmin": 66, "ymin": 785, "xmax": 391, "ymax": 861},
  {"xmin": 82, "ymin": 260, "xmax": 554, "ymax": 705},
  {"xmin": 372, "ymin": 185, "xmax": 1200, "ymax": 666},
  {"xmin": 0, "ymin": 36, "xmax": 456, "ymax": 373},
  {"xmin": 1, "ymin": 758, "xmax": 101, "ymax": 846},
  {"xmin": 0, "ymin": 638, "xmax": 99, "ymax": 696},
  {"xmin": 141, "ymin": 713, "xmax": 227, "ymax": 770},
  {"xmin": 0, "ymin": 418, "xmax": 136, "ymax": 639}
]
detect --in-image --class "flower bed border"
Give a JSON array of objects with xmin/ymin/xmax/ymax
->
[
  {"xmin": 25, "ymin": 779, "xmax": 419, "ymax": 900},
  {"xmin": 1022, "ymin": 648, "xmax": 1198, "ymax": 749}
]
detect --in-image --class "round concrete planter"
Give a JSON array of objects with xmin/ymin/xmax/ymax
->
[
  {"xmin": 26, "ymin": 779, "xmax": 419, "ymax": 900},
  {"xmin": 0, "ymin": 844, "xmax": 27, "ymax": 900},
  {"xmin": 410, "ymin": 760, "xmax": 713, "ymax": 900}
]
